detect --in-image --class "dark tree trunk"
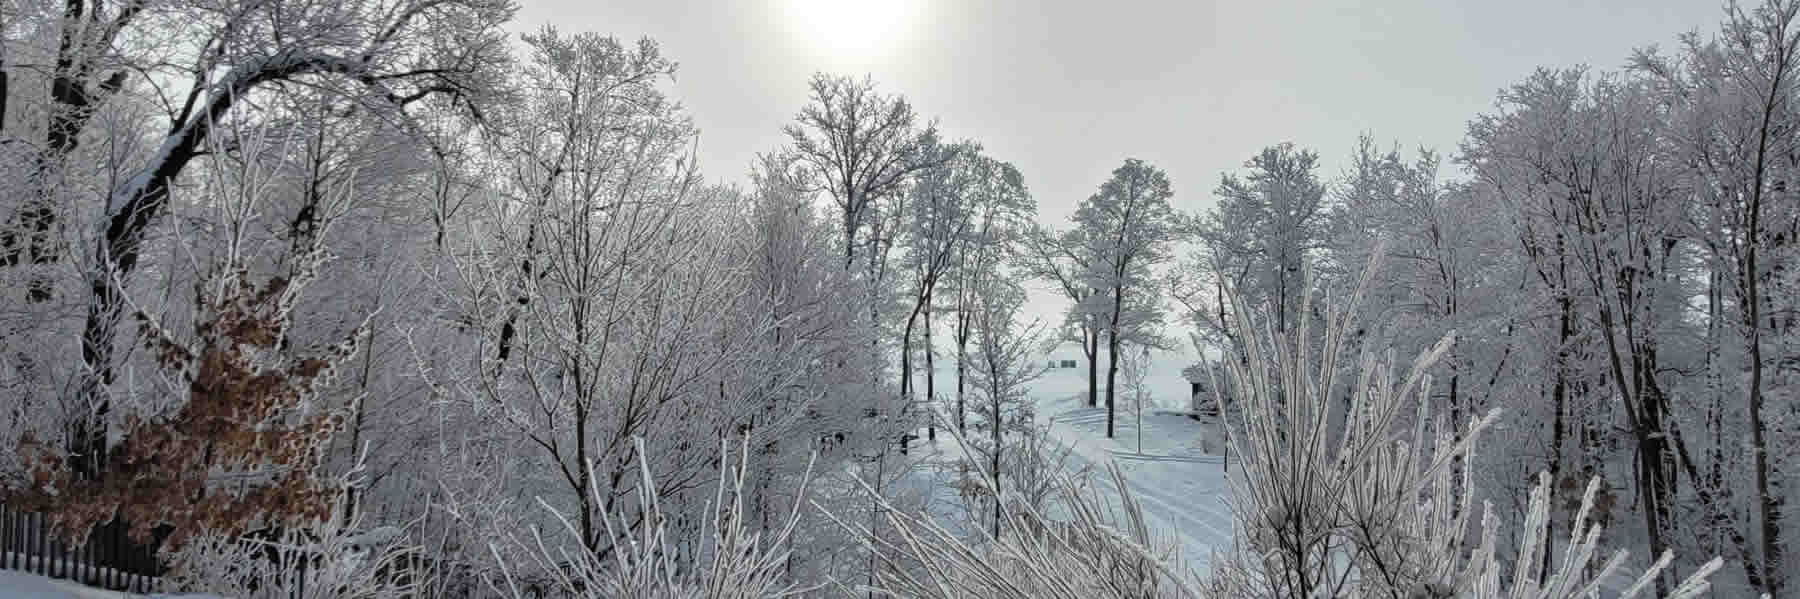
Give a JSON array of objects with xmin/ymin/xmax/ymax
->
[
  {"xmin": 991, "ymin": 377, "xmax": 1002, "ymax": 540},
  {"xmin": 900, "ymin": 306, "xmax": 916, "ymax": 455},
  {"xmin": 925, "ymin": 300, "xmax": 936, "ymax": 442},
  {"xmin": 1544, "ymin": 287, "xmax": 1571, "ymax": 582},
  {"xmin": 75, "ymin": 49, "xmax": 427, "ymax": 482},
  {"xmin": 956, "ymin": 293, "xmax": 970, "ymax": 434},
  {"xmin": 1086, "ymin": 319, "xmax": 1099, "ymax": 408},
  {"xmin": 1105, "ymin": 329, "xmax": 1119, "ymax": 439}
]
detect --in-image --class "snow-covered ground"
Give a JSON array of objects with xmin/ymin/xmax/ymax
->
[
  {"xmin": 1029, "ymin": 386, "xmax": 1234, "ymax": 571},
  {"xmin": 916, "ymin": 356, "xmax": 1236, "ymax": 571},
  {"xmin": 0, "ymin": 571, "xmax": 130, "ymax": 599},
  {"xmin": 0, "ymin": 570, "xmax": 216, "ymax": 599}
]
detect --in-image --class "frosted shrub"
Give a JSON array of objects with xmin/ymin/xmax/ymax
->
[
  {"xmin": 838, "ymin": 422, "xmax": 1202, "ymax": 599},
  {"xmin": 486, "ymin": 438, "xmax": 816, "ymax": 599},
  {"xmin": 1201, "ymin": 253, "xmax": 1723, "ymax": 599},
  {"xmin": 163, "ymin": 462, "xmax": 425, "ymax": 599}
]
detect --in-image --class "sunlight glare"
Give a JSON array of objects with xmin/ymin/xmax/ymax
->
[{"xmin": 785, "ymin": 0, "xmax": 915, "ymax": 58}]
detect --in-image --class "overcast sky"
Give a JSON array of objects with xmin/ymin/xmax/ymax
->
[{"xmin": 510, "ymin": 0, "xmax": 1725, "ymax": 358}]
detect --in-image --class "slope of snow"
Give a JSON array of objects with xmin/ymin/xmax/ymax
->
[
  {"xmin": 1031, "ymin": 387, "xmax": 1235, "ymax": 570},
  {"xmin": 915, "ymin": 352, "xmax": 1235, "ymax": 570}
]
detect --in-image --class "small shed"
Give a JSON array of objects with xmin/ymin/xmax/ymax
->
[{"xmin": 1181, "ymin": 362, "xmax": 1218, "ymax": 417}]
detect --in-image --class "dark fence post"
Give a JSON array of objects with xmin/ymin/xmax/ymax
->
[
  {"xmin": 35, "ymin": 511, "xmax": 46, "ymax": 576},
  {"xmin": 114, "ymin": 519, "xmax": 124, "ymax": 591},
  {"xmin": 0, "ymin": 504, "xmax": 166, "ymax": 593},
  {"xmin": 3, "ymin": 503, "xmax": 11, "ymax": 570},
  {"xmin": 54, "ymin": 516, "xmax": 64, "ymax": 580},
  {"xmin": 86, "ymin": 524, "xmax": 97, "ymax": 586},
  {"xmin": 3, "ymin": 504, "xmax": 12, "ymax": 570},
  {"xmin": 105, "ymin": 522, "xmax": 114, "ymax": 590}
]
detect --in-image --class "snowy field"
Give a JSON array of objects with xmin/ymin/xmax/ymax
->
[
  {"xmin": 1031, "ymin": 390, "xmax": 1233, "ymax": 570},
  {"xmin": 0, "ymin": 571, "xmax": 203, "ymax": 599},
  {"xmin": 913, "ymin": 351, "xmax": 1235, "ymax": 571}
]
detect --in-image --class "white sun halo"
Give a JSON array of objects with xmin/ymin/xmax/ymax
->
[{"xmin": 785, "ymin": 0, "xmax": 915, "ymax": 58}]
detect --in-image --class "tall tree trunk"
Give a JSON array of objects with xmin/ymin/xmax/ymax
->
[
  {"xmin": 1706, "ymin": 267, "xmax": 1724, "ymax": 493},
  {"xmin": 1745, "ymin": 47, "xmax": 1785, "ymax": 594},
  {"xmin": 1594, "ymin": 274, "xmax": 1673, "ymax": 596},
  {"xmin": 1702, "ymin": 265, "xmax": 1758, "ymax": 586},
  {"xmin": 1086, "ymin": 316, "xmax": 1099, "ymax": 408},
  {"xmin": 925, "ymin": 300, "xmax": 936, "ymax": 442},
  {"xmin": 1105, "ymin": 324, "xmax": 1120, "ymax": 439},
  {"xmin": 991, "ymin": 374, "xmax": 1002, "ymax": 540},
  {"xmin": 74, "ymin": 50, "xmax": 427, "ymax": 481},
  {"xmin": 900, "ymin": 307, "xmax": 917, "ymax": 454},
  {"xmin": 957, "ymin": 296, "xmax": 970, "ymax": 434},
  {"xmin": 21, "ymin": 50, "xmax": 128, "ymax": 479},
  {"xmin": 1544, "ymin": 287, "xmax": 1571, "ymax": 582},
  {"xmin": 1746, "ymin": 232, "xmax": 1781, "ymax": 599}
]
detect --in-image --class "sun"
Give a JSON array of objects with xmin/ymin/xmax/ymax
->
[{"xmin": 784, "ymin": 0, "xmax": 916, "ymax": 58}]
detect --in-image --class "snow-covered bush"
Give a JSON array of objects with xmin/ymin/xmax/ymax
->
[
  {"xmin": 156, "ymin": 451, "xmax": 426, "ymax": 599},
  {"xmin": 164, "ymin": 497, "xmax": 421, "ymax": 599},
  {"xmin": 485, "ymin": 437, "xmax": 816, "ymax": 599},
  {"xmin": 1200, "ymin": 253, "xmax": 1724, "ymax": 599},
  {"xmin": 842, "ymin": 423, "xmax": 1199, "ymax": 599}
]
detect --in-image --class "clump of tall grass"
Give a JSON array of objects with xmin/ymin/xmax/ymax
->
[
  {"xmin": 1201, "ymin": 250, "xmax": 1721, "ymax": 599},
  {"xmin": 487, "ymin": 437, "xmax": 817, "ymax": 599}
]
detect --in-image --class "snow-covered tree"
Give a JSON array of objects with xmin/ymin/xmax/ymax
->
[
  {"xmin": 7, "ymin": 127, "xmax": 369, "ymax": 548},
  {"xmin": 1020, "ymin": 225, "xmax": 1104, "ymax": 408},
  {"xmin": 1178, "ymin": 143, "xmax": 1331, "ymax": 368},
  {"xmin": 944, "ymin": 154, "xmax": 1034, "ymax": 434},
  {"xmin": 0, "ymin": 0, "xmax": 512, "ymax": 482},
  {"xmin": 1463, "ymin": 67, "xmax": 1699, "ymax": 593},
  {"xmin": 783, "ymin": 73, "xmax": 943, "ymax": 268},
  {"xmin": 1071, "ymin": 158, "xmax": 1176, "ymax": 438},
  {"xmin": 436, "ymin": 29, "xmax": 801, "ymax": 564},
  {"xmin": 781, "ymin": 73, "xmax": 955, "ymax": 468},
  {"xmin": 1631, "ymin": 3, "xmax": 1800, "ymax": 593},
  {"xmin": 1118, "ymin": 344, "xmax": 1154, "ymax": 455},
  {"xmin": 730, "ymin": 151, "xmax": 877, "ymax": 582},
  {"xmin": 898, "ymin": 138, "xmax": 980, "ymax": 445},
  {"xmin": 960, "ymin": 270, "xmax": 1044, "ymax": 538}
]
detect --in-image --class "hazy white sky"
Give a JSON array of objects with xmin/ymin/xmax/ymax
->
[
  {"xmin": 515, "ymin": 0, "xmax": 1720, "ymax": 216},
  {"xmin": 510, "ymin": 0, "xmax": 1724, "ymax": 355}
]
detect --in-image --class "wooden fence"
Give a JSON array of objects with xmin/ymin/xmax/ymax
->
[{"xmin": 0, "ymin": 503, "xmax": 165, "ymax": 593}]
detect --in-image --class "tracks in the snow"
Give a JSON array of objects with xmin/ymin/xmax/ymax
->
[{"xmin": 1041, "ymin": 400, "xmax": 1237, "ymax": 557}]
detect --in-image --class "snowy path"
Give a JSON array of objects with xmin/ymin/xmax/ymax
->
[{"xmin": 1029, "ymin": 386, "xmax": 1236, "ymax": 571}]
